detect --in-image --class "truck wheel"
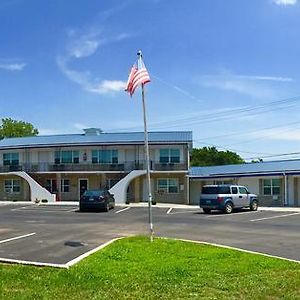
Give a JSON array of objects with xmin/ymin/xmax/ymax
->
[
  {"xmin": 250, "ymin": 200, "xmax": 258, "ymax": 211},
  {"xmin": 224, "ymin": 202, "xmax": 233, "ymax": 214},
  {"xmin": 203, "ymin": 208, "xmax": 211, "ymax": 214}
]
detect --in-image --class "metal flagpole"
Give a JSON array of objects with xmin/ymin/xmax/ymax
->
[{"xmin": 138, "ymin": 51, "xmax": 154, "ymax": 242}]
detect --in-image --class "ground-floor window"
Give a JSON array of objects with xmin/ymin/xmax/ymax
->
[
  {"xmin": 106, "ymin": 179, "xmax": 119, "ymax": 189},
  {"xmin": 4, "ymin": 179, "xmax": 21, "ymax": 193},
  {"xmin": 157, "ymin": 178, "xmax": 179, "ymax": 193},
  {"xmin": 46, "ymin": 179, "xmax": 57, "ymax": 193},
  {"xmin": 263, "ymin": 179, "xmax": 280, "ymax": 195},
  {"xmin": 61, "ymin": 179, "xmax": 70, "ymax": 193}
]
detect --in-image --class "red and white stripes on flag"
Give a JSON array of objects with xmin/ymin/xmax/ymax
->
[{"xmin": 125, "ymin": 57, "xmax": 150, "ymax": 96}]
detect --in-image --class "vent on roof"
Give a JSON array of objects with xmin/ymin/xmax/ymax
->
[{"xmin": 83, "ymin": 128, "xmax": 103, "ymax": 136}]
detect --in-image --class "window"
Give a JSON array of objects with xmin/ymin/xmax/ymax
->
[
  {"xmin": 92, "ymin": 150, "xmax": 118, "ymax": 164},
  {"xmin": 106, "ymin": 179, "xmax": 119, "ymax": 189},
  {"xmin": 157, "ymin": 178, "xmax": 179, "ymax": 193},
  {"xmin": 231, "ymin": 187, "xmax": 238, "ymax": 194},
  {"xmin": 159, "ymin": 149, "xmax": 180, "ymax": 163},
  {"xmin": 46, "ymin": 179, "xmax": 57, "ymax": 193},
  {"xmin": 55, "ymin": 151, "xmax": 79, "ymax": 164},
  {"xmin": 61, "ymin": 179, "xmax": 70, "ymax": 193},
  {"xmin": 4, "ymin": 179, "xmax": 21, "ymax": 193},
  {"xmin": 238, "ymin": 187, "xmax": 248, "ymax": 194},
  {"xmin": 263, "ymin": 179, "xmax": 280, "ymax": 195},
  {"xmin": 3, "ymin": 153, "xmax": 19, "ymax": 166}
]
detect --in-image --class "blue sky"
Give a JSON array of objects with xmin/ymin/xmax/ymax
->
[{"xmin": 1, "ymin": 0, "xmax": 300, "ymax": 161}]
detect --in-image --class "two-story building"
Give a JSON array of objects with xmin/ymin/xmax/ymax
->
[{"xmin": 0, "ymin": 129, "xmax": 192, "ymax": 204}]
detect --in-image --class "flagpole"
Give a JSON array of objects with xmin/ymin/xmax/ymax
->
[{"xmin": 138, "ymin": 51, "xmax": 154, "ymax": 242}]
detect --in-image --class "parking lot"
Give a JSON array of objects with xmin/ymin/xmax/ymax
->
[{"xmin": 0, "ymin": 203, "xmax": 299, "ymax": 267}]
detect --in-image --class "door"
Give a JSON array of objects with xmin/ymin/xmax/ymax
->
[
  {"xmin": 79, "ymin": 179, "xmax": 89, "ymax": 199},
  {"xmin": 238, "ymin": 186, "xmax": 249, "ymax": 207}
]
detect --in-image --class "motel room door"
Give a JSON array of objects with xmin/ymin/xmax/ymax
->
[{"xmin": 79, "ymin": 179, "xmax": 89, "ymax": 199}]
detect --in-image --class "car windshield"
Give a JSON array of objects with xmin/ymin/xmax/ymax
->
[
  {"xmin": 83, "ymin": 190, "xmax": 105, "ymax": 197},
  {"xmin": 202, "ymin": 186, "xmax": 231, "ymax": 194}
]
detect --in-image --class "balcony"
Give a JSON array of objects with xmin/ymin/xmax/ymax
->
[{"xmin": 0, "ymin": 161, "xmax": 188, "ymax": 173}]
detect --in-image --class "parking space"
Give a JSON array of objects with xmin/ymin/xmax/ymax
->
[{"xmin": 0, "ymin": 204, "xmax": 299, "ymax": 267}]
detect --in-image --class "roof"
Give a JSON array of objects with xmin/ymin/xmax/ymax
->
[
  {"xmin": 0, "ymin": 131, "xmax": 193, "ymax": 150},
  {"xmin": 190, "ymin": 159, "xmax": 300, "ymax": 178}
]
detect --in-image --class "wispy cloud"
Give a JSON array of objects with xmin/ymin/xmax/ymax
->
[
  {"xmin": 57, "ymin": 56, "xmax": 126, "ymax": 94},
  {"xmin": 272, "ymin": 0, "xmax": 298, "ymax": 5},
  {"xmin": 200, "ymin": 71, "xmax": 293, "ymax": 99},
  {"xmin": 0, "ymin": 62, "xmax": 26, "ymax": 71},
  {"xmin": 58, "ymin": 25, "xmax": 131, "ymax": 95},
  {"xmin": 235, "ymin": 75, "xmax": 293, "ymax": 82},
  {"xmin": 251, "ymin": 127, "xmax": 300, "ymax": 141}
]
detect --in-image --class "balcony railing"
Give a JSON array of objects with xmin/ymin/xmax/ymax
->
[{"xmin": 0, "ymin": 162, "xmax": 188, "ymax": 173}]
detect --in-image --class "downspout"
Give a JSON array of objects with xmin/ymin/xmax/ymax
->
[{"xmin": 283, "ymin": 172, "xmax": 288, "ymax": 206}]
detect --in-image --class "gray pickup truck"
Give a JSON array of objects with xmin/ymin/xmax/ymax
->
[{"xmin": 199, "ymin": 184, "xmax": 258, "ymax": 214}]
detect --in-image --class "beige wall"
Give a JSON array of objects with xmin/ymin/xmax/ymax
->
[{"xmin": 0, "ymin": 175, "xmax": 30, "ymax": 201}]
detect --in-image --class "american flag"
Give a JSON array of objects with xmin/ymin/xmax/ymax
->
[{"xmin": 125, "ymin": 55, "xmax": 150, "ymax": 96}]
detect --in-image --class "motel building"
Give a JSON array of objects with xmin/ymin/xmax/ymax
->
[
  {"xmin": 189, "ymin": 161, "xmax": 300, "ymax": 207},
  {"xmin": 0, "ymin": 129, "xmax": 192, "ymax": 205},
  {"xmin": 0, "ymin": 128, "xmax": 300, "ymax": 208}
]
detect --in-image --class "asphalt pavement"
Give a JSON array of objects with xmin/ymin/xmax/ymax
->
[{"xmin": 0, "ymin": 202, "xmax": 299, "ymax": 267}]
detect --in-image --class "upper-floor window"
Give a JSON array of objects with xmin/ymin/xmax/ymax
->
[
  {"xmin": 92, "ymin": 150, "xmax": 118, "ymax": 164},
  {"xmin": 159, "ymin": 149, "xmax": 180, "ymax": 163},
  {"xmin": 263, "ymin": 179, "xmax": 280, "ymax": 195},
  {"xmin": 55, "ymin": 151, "xmax": 79, "ymax": 164},
  {"xmin": 3, "ymin": 152, "xmax": 19, "ymax": 166}
]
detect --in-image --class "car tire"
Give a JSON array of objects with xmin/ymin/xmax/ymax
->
[
  {"xmin": 250, "ymin": 200, "xmax": 258, "ymax": 211},
  {"xmin": 224, "ymin": 202, "xmax": 233, "ymax": 214},
  {"xmin": 203, "ymin": 208, "xmax": 211, "ymax": 214}
]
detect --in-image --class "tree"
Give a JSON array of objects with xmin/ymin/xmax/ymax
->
[
  {"xmin": 0, "ymin": 118, "xmax": 39, "ymax": 139},
  {"xmin": 191, "ymin": 146, "xmax": 244, "ymax": 166}
]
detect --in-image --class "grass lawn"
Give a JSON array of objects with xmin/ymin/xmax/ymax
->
[{"xmin": 0, "ymin": 236, "xmax": 299, "ymax": 299}]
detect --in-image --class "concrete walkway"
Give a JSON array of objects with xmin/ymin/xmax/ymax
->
[{"xmin": 1, "ymin": 200, "xmax": 300, "ymax": 212}]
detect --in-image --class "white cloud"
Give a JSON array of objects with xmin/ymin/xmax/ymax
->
[
  {"xmin": 0, "ymin": 62, "xmax": 26, "ymax": 71},
  {"xmin": 252, "ymin": 127, "xmax": 300, "ymax": 141},
  {"xmin": 57, "ymin": 56, "xmax": 126, "ymax": 95},
  {"xmin": 236, "ymin": 75, "xmax": 293, "ymax": 82},
  {"xmin": 272, "ymin": 0, "xmax": 297, "ymax": 5},
  {"xmin": 87, "ymin": 80, "xmax": 126, "ymax": 94},
  {"xmin": 58, "ymin": 26, "xmax": 132, "ymax": 95},
  {"xmin": 200, "ymin": 71, "xmax": 293, "ymax": 99}
]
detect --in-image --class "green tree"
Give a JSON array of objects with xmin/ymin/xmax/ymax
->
[
  {"xmin": 191, "ymin": 146, "xmax": 244, "ymax": 166},
  {"xmin": 0, "ymin": 118, "xmax": 39, "ymax": 139}
]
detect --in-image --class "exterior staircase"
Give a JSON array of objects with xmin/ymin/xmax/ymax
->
[{"xmin": 109, "ymin": 170, "xmax": 146, "ymax": 204}]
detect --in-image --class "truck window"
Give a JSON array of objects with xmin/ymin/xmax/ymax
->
[
  {"xmin": 238, "ymin": 187, "xmax": 248, "ymax": 194},
  {"xmin": 231, "ymin": 187, "xmax": 238, "ymax": 194}
]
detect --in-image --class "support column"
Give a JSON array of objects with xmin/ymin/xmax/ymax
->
[{"xmin": 56, "ymin": 173, "xmax": 61, "ymax": 201}]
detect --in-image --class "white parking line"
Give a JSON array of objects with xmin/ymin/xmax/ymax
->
[
  {"xmin": 0, "ymin": 232, "xmax": 36, "ymax": 244},
  {"xmin": 207, "ymin": 211, "xmax": 260, "ymax": 218},
  {"xmin": 167, "ymin": 209, "xmax": 201, "ymax": 215},
  {"xmin": 115, "ymin": 207, "xmax": 130, "ymax": 214},
  {"xmin": 11, "ymin": 206, "xmax": 32, "ymax": 211},
  {"xmin": 250, "ymin": 212, "xmax": 300, "ymax": 222},
  {"xmin": 166, "ymin": 208, "xmax": 173, "ymax": 214}
]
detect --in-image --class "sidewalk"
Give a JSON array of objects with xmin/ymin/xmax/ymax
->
[{"xmin": 1, "ymin": 201, "xmax": 300, "ymax": 212}]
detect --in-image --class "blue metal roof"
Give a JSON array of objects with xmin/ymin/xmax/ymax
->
[
  {"xmin": 0, "ymin": 131, "xmax": 193, "ymax": 149},
  {"xmin": 190, "ymin": 159, "xmax": 300, "ymax": 178}
]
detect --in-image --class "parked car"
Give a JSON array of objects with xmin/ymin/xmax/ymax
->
[
  {"xmin": 199, "ymin": 184, "xmax": 258, "ymax": 214},
  {"xmin": 80, "ymin": 189, "xmax": 115, "ymax": 212}
]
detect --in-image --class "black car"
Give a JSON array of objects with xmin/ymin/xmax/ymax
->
[{"xmin": 80, "ymin": 190, "xmax": 115, "ymax": 212}]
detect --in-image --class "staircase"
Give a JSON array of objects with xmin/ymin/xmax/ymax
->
[
  {"xmin": 109, "ymin": 170, "xmax": 146, "ymax": 204},
  {"xmin": 11, "ymin": 171, "xmax": 56, "ymax": 203}
]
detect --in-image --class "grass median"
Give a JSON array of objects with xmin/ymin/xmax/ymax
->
[{"xmin": 0, "ymin": 236, "xmax": 299, "ymax": 299}]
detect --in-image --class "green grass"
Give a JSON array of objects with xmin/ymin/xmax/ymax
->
[{"xmin": 0, "ymin": 236, "xmax": 299, "ymax": 299}]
